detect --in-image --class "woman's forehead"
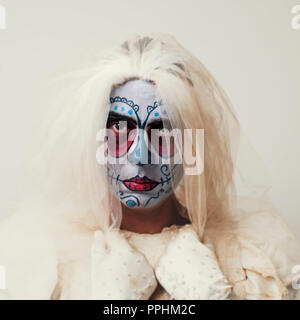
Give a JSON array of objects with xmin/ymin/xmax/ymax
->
[
  {"xmin": 109, "ymin": 79, "xmax": 168, "ymax": 123},
  {"xmin": 110, "ymin": 79, "xmax": 157, "ymax": 104}
]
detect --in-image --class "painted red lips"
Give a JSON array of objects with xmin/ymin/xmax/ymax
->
[{"xmin": 123, "ymin": 176, "xmax": 159, "ymax": 191}]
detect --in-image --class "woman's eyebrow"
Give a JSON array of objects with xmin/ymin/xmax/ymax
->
[{"xmin": 107, "ymin": 111, "xmax": 136, "ymax": 123}]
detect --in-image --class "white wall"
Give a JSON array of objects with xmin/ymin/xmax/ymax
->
[{"xmin": 0, "ymin": 0, "xmax": 299, "ymax": 238}]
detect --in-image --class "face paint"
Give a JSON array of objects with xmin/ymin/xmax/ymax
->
[{"xmin": 106, "ymin": 79, "xmax": 183, "ymax": 209}]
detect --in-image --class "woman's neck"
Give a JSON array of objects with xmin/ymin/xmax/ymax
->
[{"xmin": 120, "ymin": 195, "xmax": 189, "ymax": 234}]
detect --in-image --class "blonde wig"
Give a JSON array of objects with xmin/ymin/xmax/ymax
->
[{"xmin": 1, "ymin": 32, "xmax": 299, "ymax": 299}]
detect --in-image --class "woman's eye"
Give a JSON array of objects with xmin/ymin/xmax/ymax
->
[
  {"xmin": 148, "ymin": 120, "xmax": 172, "ymax": 134},
  {"xmin": 150, "ymin": 127, "xmax": 169, "ymax": 135},
  {"xmin": 112, "ymin": 122, "xmax": 127, "ymax": 133},
  {"xmin": 158, "ymin": 128, "xmax": 168, "ymax": 133}
]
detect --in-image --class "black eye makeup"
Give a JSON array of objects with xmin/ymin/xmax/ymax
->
[
  {"xmin": 147, "ymin": 119, "xmax": 172, "ymax": 131},
  {"xmin": 106, "ymin": 111, "xmax": 137, "ymax": 130}
]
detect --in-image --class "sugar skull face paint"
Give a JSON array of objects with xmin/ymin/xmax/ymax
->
[{"xmin": 106, "ymin": 79, "xmax": 183, "ymax": 209}]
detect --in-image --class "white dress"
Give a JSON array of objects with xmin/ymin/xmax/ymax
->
[
  {"xmin": 120, "ymin": 224, "xmax": 183, "ymax": 300},
  {"xmin": 0, "ymin": 212, "xmax": 299, "ymax": 300},
  {"xmin": 119, "ymin": 223, "xmax": 231, "ymax": 300},
  {"xmin": 120, "ymin": 223, "xmax": 299, "ymax": 300}
]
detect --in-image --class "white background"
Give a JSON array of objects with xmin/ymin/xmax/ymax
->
[{"xmin": 0, "ymin": 0, "xmax": 299, "ymax": 239}]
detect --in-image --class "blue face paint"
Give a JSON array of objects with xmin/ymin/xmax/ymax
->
[{"xmin": 106, "ymin": 79, "xmax": 183, "ymax": 209}]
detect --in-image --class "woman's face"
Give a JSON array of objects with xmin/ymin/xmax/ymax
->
[{"xmin": 106, "ymin": 79, "xmax": 183, "ymax": 209}]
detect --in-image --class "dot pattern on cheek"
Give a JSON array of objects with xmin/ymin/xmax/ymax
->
[{"xmin": 126, "ymin": 200, "xmax": 136, "ymax": 207}]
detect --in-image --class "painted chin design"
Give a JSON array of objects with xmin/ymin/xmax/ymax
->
[{"xmin": 123, "ymin": 176, "xmax": 159, "ymax": 191}]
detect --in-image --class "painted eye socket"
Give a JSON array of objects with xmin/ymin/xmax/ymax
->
[
  {"xmin": 147, "ymin": 121, "xmax": 175, "ymax": 158},
  {"xmin": 106, "ymin": 120, "xmax": 137, "ymax": 158}
]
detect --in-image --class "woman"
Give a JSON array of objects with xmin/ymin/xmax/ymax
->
[{"xmin": 0, "ymin": 32, "xmax": 299, "ymax": 300}]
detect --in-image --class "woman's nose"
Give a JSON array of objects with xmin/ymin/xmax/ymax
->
[{"xmin": 128, "ymin": 129, "xmax": 150, "ymax": 166}]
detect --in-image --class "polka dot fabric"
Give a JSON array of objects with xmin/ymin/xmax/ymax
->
[
  {"xmin": 155, "ymin": 225, "xmax": 231, "ymax": 300},
  {"xmin": 91, "ymin": 229, "xmax": 157, "ymax": 299}
]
